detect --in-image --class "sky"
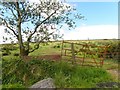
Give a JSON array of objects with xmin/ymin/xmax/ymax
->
[
  {"xmin": 60, "ymin": 2, "xmax": 118, "ymax": 40},
  {"xmin": 0, "ymin": 0, "xmax": 119, "ymax": 44},
  {"xmin": 70, "ymin": 2, "xmax": 118, "ymax": 26}
]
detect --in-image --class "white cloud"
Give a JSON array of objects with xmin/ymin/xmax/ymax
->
[
  {"xmin": 0, "ymin": 25, "xmax": 17, "ymax": 44},
  {"xmin": 28, "ymin": 0, "xmax": 40, "ymax": 3},
  {"xmin": 0, "ymin": 25, "xmax": 5, "ymax": 44},
  {"xmin": 61, "ymin": 25, "xmax": 118, "ymax": 40},
  {"xmin": 0, "ymin": 25, "xmax": 118, "ymax": 44},
  {"xmin": 66, "ymin": 0, "xmax": 119, "ymax": 2}
]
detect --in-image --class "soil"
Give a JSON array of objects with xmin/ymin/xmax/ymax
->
[
  {"xmin": 106, "ymin": 69, "xmax": 119, "ymax": 82},
  {"xmin": 96, "ymin": 82, "xmax": 120, "ymax": 88},
  {"xmin": 96, "ymin": 69, "xmax": 120, "ymax": 88},
  {"xmin": 23, "ymin": 54, "xmax": 61, "ymax": 62}
]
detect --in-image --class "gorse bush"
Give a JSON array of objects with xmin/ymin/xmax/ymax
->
[
  {"xmin": 105, "ymin": 41, "xmax": 120, "ymax": 62},
  {"xmin": 2, "ymin": 58, "xmax": 114, "ymax": 88},
  {"xmin": 2, "ymin": 44, "xmax": 18, "ymax": 51},
  {"xmin": 2, "ymin": 44, "xmax": 18, "ymax": 56},
  {"xmin": 92, "ymin": 40, "xmax": 120, "ymax": 62},
  {"xmin": 52, "ymin": 44, "xmax": 61, "ymax": 48}
]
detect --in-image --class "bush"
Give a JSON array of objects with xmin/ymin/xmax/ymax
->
[
  {"xmin": 41, "ymin": 42, "xmax": 49, "ymax": 46},
  {"xmin": 105, "ymin": 41, "xmax": 120, "ymax": 61},
  {"xmin": 2, "ymin": 44, "xmax": 17, "ymax": 51},
  {"xmin": 53, "ymin": 44, "xmax": 60, "ymax": 48},
  {"xmin": 97, "ymin": 40, "xmax": 120, "ymax": 62},
  {"xmin": 13, "ymin": 53, "xmax": 19, "ymax": 56},
  {"xmin": 2, "ymin": 48, "xmax": 11, "ymax": 56},
  {"xmin": 56, "ymin": 45, "xmax": 60, "ymax": 48},
  {"xmin": 53, "ymin": 45, "xmax": 56, "ymax": 48},
  {"xmin": 2, "ymin": 52, "xmax": 9, "ymax": 56}
]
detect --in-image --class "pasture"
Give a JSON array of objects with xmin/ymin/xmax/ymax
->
[{"xmin": 1, "ymin": 39, "xmax": 120, "ymax": 88}]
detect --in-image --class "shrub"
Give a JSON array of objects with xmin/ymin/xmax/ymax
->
[
  {"xmin": 2, "ymin": 44, "xmax": 17, "ymax": 51},
  {"xmin": 105, "ymin": 41, "xmax": 120, "ymax": 61},
  {"xmin": 13, "ymin": 53, "xmax": 19, "ymax": 56},
  {"xmin": 53, "ymin": 45, "xmax": 56, "ymax": 48},
  {"xmin": 2, "ymin": 48, "xmax": 11, "ymax": 56},
  {"xmin": 97, "ymin": 40, "xmax": 120, "ymax": 62},
  {"xmin": 2, "ymin": 52, "xmax": 9, "ymax": 56},
  {"xmin": 53, "ymin": 44, "xmax": 60, "ymax": 48},
  {"xmin": 56, "ymin": 45, "xmax": 60, "ymax": 48}
]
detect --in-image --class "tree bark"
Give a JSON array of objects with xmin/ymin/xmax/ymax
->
[
  {"xmin": 16, "ymin": 2, "xmax": 28, "ymax": 57},
  {"xmin": 20, "ymin": 48, "xmax": 29, "ymax": 56}
]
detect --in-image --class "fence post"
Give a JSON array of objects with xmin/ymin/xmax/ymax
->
[
  {"xmin": 71, "ymin": 43, "xmax": 75, "ymax": 64},
  {"xmin": 61, "ymin": 40, "xmax": 64, "ymax": 60},
  {"xmin": 102, "ymin": 46, "xmax": 108, "ymax": 66}
]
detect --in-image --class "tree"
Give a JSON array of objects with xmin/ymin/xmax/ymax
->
[{"xmin": 0, "ymin": 0, "xmax": 84, "ymax": 57}]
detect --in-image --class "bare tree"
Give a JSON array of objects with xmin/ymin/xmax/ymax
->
[{"xmin": 0, "ymin": 0, "xmax": 84, "ymax": 57}]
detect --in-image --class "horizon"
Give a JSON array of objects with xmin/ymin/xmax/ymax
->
[{"xmin": 0, "ymin": 1, "xmax": 118, "ymax": 44}]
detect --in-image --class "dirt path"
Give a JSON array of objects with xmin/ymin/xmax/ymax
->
[{"xmin": 106, "ymin": 69, "xmax": 119, "ymax": 81}]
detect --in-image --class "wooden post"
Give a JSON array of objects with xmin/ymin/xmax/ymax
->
[
  {"xmin": 65, "ymin": 50, "xmax": 67, "ymax": 56},
  {"xmin": 82, "ymin": 45, "xmax": 86, "ymax": 66},
  {"xmin": 102, "ymin": 46, "xmax": 108, "ymax": 66},
  {"xmin": 71, "ymin": 43, "xmax": 75, "ymax": 64},
  {"xmin": 61, "ymin": 40, "xmax": 64, "ymax": 60}
]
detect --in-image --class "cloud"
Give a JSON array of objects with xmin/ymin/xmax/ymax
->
[
  {"xmin": 0, "ymin": 25, "xmax": 17, "ymax": 44},
  {"xmin": 66, "ymin": 0, "xmax": 119, "ymax": 2},
  {"xmin": 0, "ymin": 25, "xmax": 118, "ymax": 44},
  {"xmin": 0, "ymin": 25, "xmax": 5, "ymax": 44},
  {"xmin": 61, "ymin": 25, "xmax": 118, "ymax": 40}
]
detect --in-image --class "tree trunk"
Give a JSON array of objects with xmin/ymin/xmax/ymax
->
[
  {"xmin": 16, "ymin": 2, "xmax": 29, "ymax": 57},
  {"xmin": 19, "ymin": 47, "xmax": 29, "ymax": 56}
]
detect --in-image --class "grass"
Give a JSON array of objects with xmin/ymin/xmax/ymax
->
[
  {"xmin": 54, "ymin": 63, "xmax": 113, "ymax": 88},
  {"xmin": 1, "ymin": 39, "xmax": 119, "ymax": 88},
  {"xmin": 29, "ymin": 45, "xmax": 61, "ymax": 56},
  {"xmin": 103, "ymin": 59, "xmax": 118, "ymax": 70},
  {"xmin": 2, "ymin": 58, "xmax": 114, "ymax": 88}
]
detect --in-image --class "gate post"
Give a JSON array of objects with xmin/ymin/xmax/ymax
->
[
  {"xmin": 71, "ymin": 43, "xmax": 75, "ymax": 64},
  {"xmin": 61, "ymin": 40, "xmax": 64, "ymax": 60}
]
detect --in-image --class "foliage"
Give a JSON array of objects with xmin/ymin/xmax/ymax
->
[
  {"xmin": 105, "ymin": 41, "xmax": 120, "ymax": 60},
  {"xmin": 53, "ymin": 43, "xmax": 61, "ymax": 48},
  {"xmin": 1, "ymin": 44, "xmax": 18, "ymax": 56},
  {"xmin": 93, "ymin": 40, "xmax": 120, "ymax": 62},
  {"xmin": 2, "ymin": 44, "xmax": 18, "ymax": 51},
  {"xmin": 2, "ymin": 84, "xmax": 25, "ymax": 88},
  {"xmin": 0, "ymin": 0, "xmax": 83, "ymax": 56},
  {"xmin": 2, "ymin": 58, "xmax": 114, "ymax": 88}
]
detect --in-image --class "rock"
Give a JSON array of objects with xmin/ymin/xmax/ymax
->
[
  {"xmin": 29, "ymin": 78, "xmax": 56, "ymax": 89},
  {"xmin": 96, "ymin": 82, "xmax": 120, "ymax": 88}
]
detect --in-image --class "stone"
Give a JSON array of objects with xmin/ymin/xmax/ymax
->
[
  {"xmin": 29, "ymin": 78, "xmax": 56, "ymax": 89},
  {"xmin": 96, "ymin": 82, "xmax": 120, "ymax": 88}
]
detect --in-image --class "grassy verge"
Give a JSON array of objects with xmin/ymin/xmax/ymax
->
[{"xmin": 2, "ymin": 58, "xmax": 114, "ymax": 88}]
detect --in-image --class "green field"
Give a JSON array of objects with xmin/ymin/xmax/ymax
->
[{"xmin": 1, "ymin": 39, "xmax": 120, "ymax": 88}]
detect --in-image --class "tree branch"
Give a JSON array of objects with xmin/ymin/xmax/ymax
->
[
  {"xmin": 0, "ymin": 17, "xmax": 18, "ymax": 39},
  {"xmin": 21, "ymin": 3, "xmax": 41, "ymax": 22},
  {"xmin": 29, "ymin": 32, "xmax": 54, "ymax": 53},
  {"xmin": 8, "ymin": 7, "xmax": 17, "ymax": 19},
  {"xmin": 27, "ymin": 10, "xmax": 57, "ymax": 42}
]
